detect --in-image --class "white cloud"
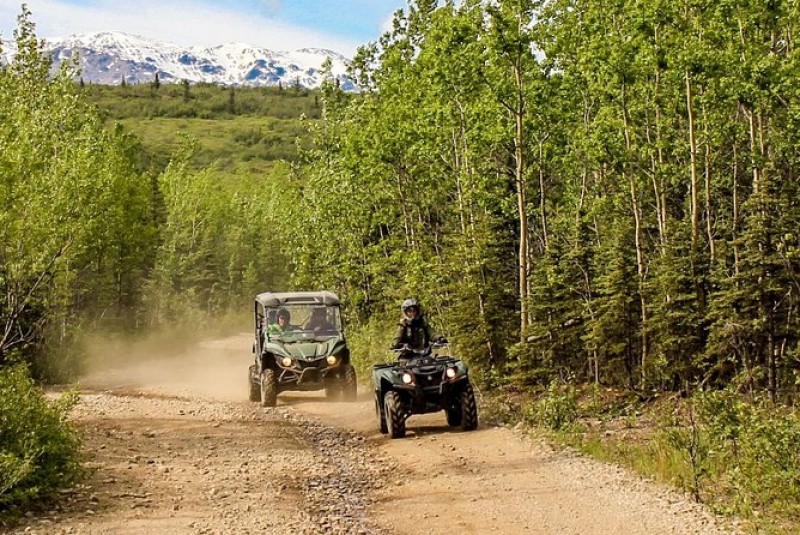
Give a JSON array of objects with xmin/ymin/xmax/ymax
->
[{"xmin": 0, "ymin": 0, "xmax": 361, "ymax": 54}]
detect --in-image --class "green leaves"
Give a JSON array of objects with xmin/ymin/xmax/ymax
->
[
  {"xmin": 0, "ymin": 364, "xmax": 82, "ymax": 511},
  {"xmin": 276, "ymin": 0, "xmax": 800, "ymax": 397},
  {"xmin": 0, "ymin": 7, "xmax": 157, "ymax": 377}
]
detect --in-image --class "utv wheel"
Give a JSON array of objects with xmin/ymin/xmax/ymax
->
[
  {"xmin": 248, "ymin": 365, "xmax": 260, "ymax": 402},
  {"xmin": 375, "ymin": 394, "xmax": 388, "ymax": 434},
  {"xmin": 384, "ymin": 391, "xmax": 406, "ymax": 439},
  {"xmin": 342, "ymin": 364, "xmax": 358, "ymax": 401},
  {"xmin": 446, "ymin": 402, "xmax": 462, "ymax": 427},
  {"xmin": 260, "ymin": 369, "xmax": 278, "ymax": 407},
  {"xmin": 459, "ymin": 384, "xmax": 479, "ymax": 431}
]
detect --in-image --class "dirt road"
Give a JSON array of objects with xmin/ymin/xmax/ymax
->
[{"xmin": 5, "ymin": 335, "xmax": 734, "ymax": 535}]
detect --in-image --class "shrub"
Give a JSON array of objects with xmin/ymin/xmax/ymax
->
[
  {"xmin": 525, "ymin": 380, "xmax": 580, "ymax": 431},
  {"xmin": 695, "ymin": 390, "xmax": 800, "ymax": 526},
  {"xmin": 0, "ymin": 364, "xmax": 82, "ymax": 514}
]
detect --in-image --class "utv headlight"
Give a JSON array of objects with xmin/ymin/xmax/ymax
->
[
  {"xmin": 281, "ymin": 357, "xmax": 293, "ymax": 367},
  {"xmin": 326, "ymin": 355, "xmax": 337, "ymax": 365},
  {"xmin": 445, "ymin": 367, "xmax": 457, "ymax": 379},
  {"xmin": 401, "ymin": 372, "xmax": 414, "ymax": 385}
]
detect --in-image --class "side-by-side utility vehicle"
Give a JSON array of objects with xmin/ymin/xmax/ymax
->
[{"xmin": 248, "ymin": 291, "xmax": 356, "ymax": 407}]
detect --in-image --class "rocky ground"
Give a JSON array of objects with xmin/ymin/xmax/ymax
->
[{"xmin": 2, "ymin": 335, "xmax": 738, "ymax": 535}]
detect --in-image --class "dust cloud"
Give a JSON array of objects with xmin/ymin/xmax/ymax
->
[{"xmin": 78, "ymin": 327, "xmax": 254, "ymax": 402}]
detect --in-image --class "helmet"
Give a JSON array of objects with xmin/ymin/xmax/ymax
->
[
  {"xmin": 277, "ymin": 308, "xmax": 291, "ymax": 321},
  {"xmin": 401, "ymin": 298, "xmax": 420, "ymax": 313}
]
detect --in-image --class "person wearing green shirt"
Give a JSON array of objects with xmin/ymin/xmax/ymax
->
[{"xmin": 267, "ymin": 308, "xmax": 297, "ymax": 339}]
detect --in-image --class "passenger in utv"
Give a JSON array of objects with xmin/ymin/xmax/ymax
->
[
  {"xmin": 305, "ymin": 307, "xmax": 335, "ymax": 335},
  {"xmin": 391, "ymin": 298, "xmax": 446, "ymax": 350}
]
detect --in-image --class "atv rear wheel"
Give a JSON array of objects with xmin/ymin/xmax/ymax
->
[
  {"xmin": 248, "ymin": 365, "xmax": 260, "ymax": 402},
  {"xmin": 260, "ymin": 369, "xmax": 278, "ymax": 407},
  {"xmin": 459, "ymin": 384, "xmax": 478, "ymax": 431},
  {"xmin": 342, "ymin": 364, "xmax": 357, "ymax": 401},
  {"xmin": 384, "ymin": 391, "xmax": 406, "ymax": 439},
  {"xmin": 375, "ymin": 393, "xmax": 388, "ymax": 434}
]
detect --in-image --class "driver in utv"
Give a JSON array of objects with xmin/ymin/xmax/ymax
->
[
  {"xmin": 392, "ymin": 298, "xmax": 445, "ymax": 351},
  {"xmin": 305, "ymin": 307, "xmax": 336, "ymax": 335}
]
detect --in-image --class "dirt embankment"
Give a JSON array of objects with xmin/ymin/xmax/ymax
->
[{"xmin": 4, "ymin": 335, "xmax": 735, "ymax": 535}]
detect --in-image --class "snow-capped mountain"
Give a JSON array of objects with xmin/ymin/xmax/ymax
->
[{"xmin": 1, "ymin": 31, "xmax": 357, "ymax": 91}]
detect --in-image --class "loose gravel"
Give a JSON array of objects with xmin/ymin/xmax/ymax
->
[{"xmin": 1, "ymin": 334, "xmax": 740, "ymax": 535}]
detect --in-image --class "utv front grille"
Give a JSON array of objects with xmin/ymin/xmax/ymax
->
[
  {"xmin": 296, "ymin": 358, "xmax": 326, "ymax": 369},
  {"xmin": 299, "ymin": 368, "xmax": 321, "ymax": 384}
]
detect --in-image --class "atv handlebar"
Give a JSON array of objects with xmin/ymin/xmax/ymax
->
[{"xmin": 391, "ymin": 342, "xmax": 450, "ymax": 359}]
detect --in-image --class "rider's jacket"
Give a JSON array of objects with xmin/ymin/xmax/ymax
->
[{"xmin": 392, "ymin": 315, "xmax": 433, "ymax": 350}]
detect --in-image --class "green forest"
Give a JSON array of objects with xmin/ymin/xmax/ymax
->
[
  {"xmin": 2, "ymin": 0, "xmax": 800, "ymax": 530},
  {"xmin": 299, "ymin": 0, "xmax": 800, "ymax": 400}
]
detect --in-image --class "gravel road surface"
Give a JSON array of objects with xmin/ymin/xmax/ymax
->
[{"xmin": 3, "ymin": 335, "xmax": 735, "ymax": 535}]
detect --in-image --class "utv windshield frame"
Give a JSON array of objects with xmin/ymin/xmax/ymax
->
[{"xmin": 254, "ymin": 291, "xmax": 343, "ymax": 352}]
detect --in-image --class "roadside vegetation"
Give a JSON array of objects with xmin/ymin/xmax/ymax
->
[
  {"xmin": 0, "ymin": 364, "xmax": 82, "ymax": 519},
  {"xmin": 3, "ymin": 1, "xmax": 800, "ymax": 532}
]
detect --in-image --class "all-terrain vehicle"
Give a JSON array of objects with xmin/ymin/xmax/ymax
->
[
  {"xmin": 373, "ymin": 344, "xmax": 478, "ymax": 438},
  {"xmin": 248, "ymin": 291, "xmax": 357, "ymax": 407}
]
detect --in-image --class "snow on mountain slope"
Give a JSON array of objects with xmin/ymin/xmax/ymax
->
[{"xmin": 1, "ymin": 31, "xmax": 357, "ymax": 91}]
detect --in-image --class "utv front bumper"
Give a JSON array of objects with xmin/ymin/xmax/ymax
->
[{"xmin": 275, "ymin": 358, "xmax": 343, "ymax": 390}]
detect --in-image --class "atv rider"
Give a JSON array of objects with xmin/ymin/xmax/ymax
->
[
  {"xmin": 392, "ymin": 298, "xmax": 446, "ymax": 351},
  {"xmin": 268, "ymin": 308, "xmax": 297, "ymax": 338}
]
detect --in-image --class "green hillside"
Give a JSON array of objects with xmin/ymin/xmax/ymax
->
[{"xmin": 83, "ymin": 82, "xmax": 320, "ymax": 172}]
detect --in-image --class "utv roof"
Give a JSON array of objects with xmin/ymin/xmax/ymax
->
[{"xmin": 255, "ymin": 291, "xmax": 340, "ymax": 307}]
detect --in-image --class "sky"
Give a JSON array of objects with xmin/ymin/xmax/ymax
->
[{"xmin": 0, "ymin": 0, "xmax": 407, "ymax": 55}]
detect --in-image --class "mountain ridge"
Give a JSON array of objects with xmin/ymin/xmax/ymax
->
[{"xmin": 0, "ymin": 31, "xmax": 357, "ymax": 91}]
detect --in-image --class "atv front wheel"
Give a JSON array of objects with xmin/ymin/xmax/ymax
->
[
  {"xmin": 459, "ymin": 384, "xmax": 478, "ymax": 431},
  {"xmin": 248, "ymin": 365, "xmax": 260, "ymax": 402},
  {"xmin": 375, "ymin": 393, "xmax": 388, "ymax": 434},
  {"xmin": 446, "ymin": 402, "xmax": 462, "ymax": 427},
  {"xmin": 260, "ymin": 369, "xmax": 278, "ymax": 407},
  {"xmin": 342, "ymin": 364, "xmax": 358, "ymax": 401},
  {"xmin": 384, "ymin": 391, "xmax": 406, "ymax": 438}
]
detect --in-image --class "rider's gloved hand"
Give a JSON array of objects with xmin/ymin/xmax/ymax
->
[{"xmin": 435, "ymin": 336, "xmax": 448, "ymax": 344}]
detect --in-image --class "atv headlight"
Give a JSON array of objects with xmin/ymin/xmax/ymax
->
[
  {"xmin": 401, "ymin": 372, "xmax": 414, "ymax": 385},
  {"xmin": 326, "ymin": 355, "xmax": 337, "ymax": 365},
  {"xmin": 281, "ymin": 357, "xmax": 293, "ymax": 367},
  {"xmin": 445, "ymin": 367, "xmax": 457, "ymax": 379}
]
